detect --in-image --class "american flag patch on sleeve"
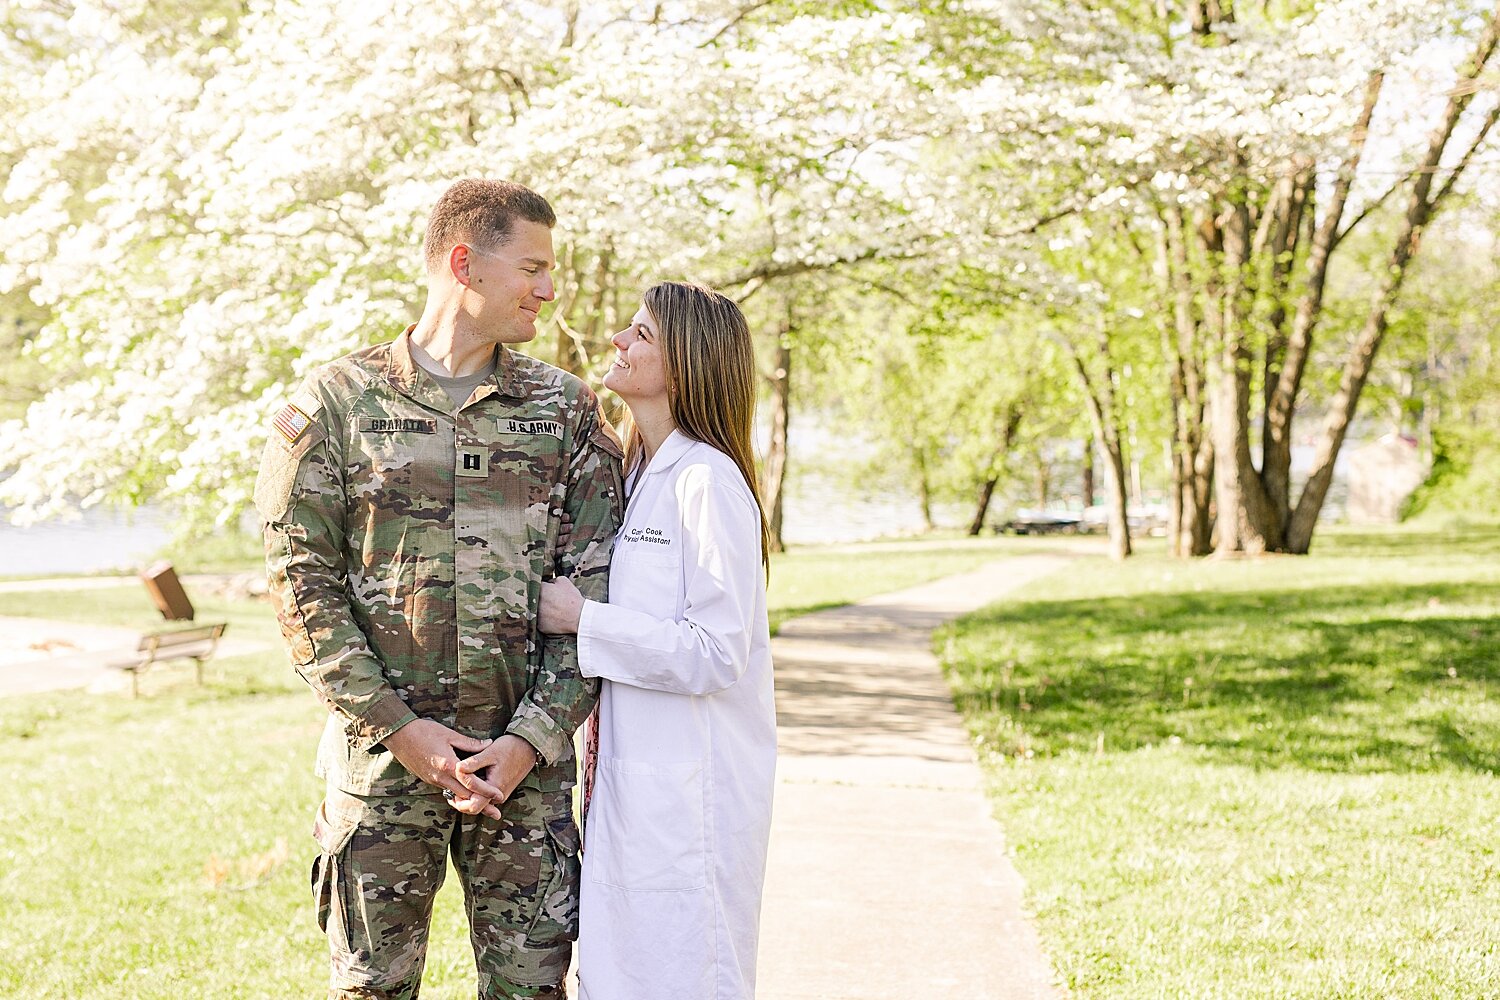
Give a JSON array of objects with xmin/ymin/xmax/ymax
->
[{"xmin": 272, "ymin": 404, "xmax": 312, "ymax": 444}]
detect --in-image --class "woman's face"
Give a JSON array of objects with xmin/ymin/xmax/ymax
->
[{"xmin": 604, "ymin": 305, "xmax": 669, "ymax": 402}]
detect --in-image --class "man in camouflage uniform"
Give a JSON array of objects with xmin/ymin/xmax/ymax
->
[{"xmin": 255, "ymin": 179, "xmax": 623, "ymax": 999}]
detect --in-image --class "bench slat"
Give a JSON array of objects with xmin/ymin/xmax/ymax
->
[
  {"xmin": 136, "ymin": 624, "xmax": 226, "ymax": 652},
  {"xmin": 114, "ymin": 623, "xmax": 228, "ymax": 697}
]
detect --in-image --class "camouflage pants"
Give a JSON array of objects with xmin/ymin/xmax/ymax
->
[{"xmin": 310, "ymin": 781, "xmax": 581, "ymax": 999}]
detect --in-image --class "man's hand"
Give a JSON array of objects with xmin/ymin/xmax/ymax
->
[
  {"xmin": 538, "ymin": 577, "xmax": 584, "ymax": 635},
  {"xmin": 383, "ymin": 719, "xmax": 507, "ymax": 815},
  {"xmin": 551, "ymin": 510, "xmax": 575, "ymax": 577},
  {"xmin": 445, "ymin": 784, "xmax": 501, "ymax": 820},
  {"xmin": 455, "ymin": 734, "xmax": 540, "ymax": 804}
]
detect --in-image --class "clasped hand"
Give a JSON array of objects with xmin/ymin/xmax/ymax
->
[
  {"xmin": 382, "ymin": 719, "xmax": 539, "ymax": 820},
  {"xmin": 388, "ymin": 567, "xmax": 581, "ymax": 816}
]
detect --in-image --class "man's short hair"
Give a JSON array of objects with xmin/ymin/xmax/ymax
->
[{"xmin": 422, "ymin": 179, "xmax": 556, "ymax": 272}]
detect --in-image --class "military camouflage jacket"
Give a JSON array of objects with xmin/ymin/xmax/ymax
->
[{"xmin": 255, "ymin": 330, "xmax": 623, "ymax": 796}]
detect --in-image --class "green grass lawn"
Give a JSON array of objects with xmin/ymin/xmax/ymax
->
[
  {"xmin": 939, "ymin": 527, "xmax": 1500, "ymax": 999},
  {"xmin": 0, "ymin": 532, "xmax": 1030, "ymax": 999},
  {"xmin": 767, "ymin": 532, "xmax": 1064, "ymax": 632}
]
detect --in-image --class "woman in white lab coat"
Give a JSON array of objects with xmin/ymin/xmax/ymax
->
[{"xmin": 538, "ymin": 281, "xmax": 776, "ymax": 1000}]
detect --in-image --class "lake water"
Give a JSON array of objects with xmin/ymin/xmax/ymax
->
[
  {"xmin": 0, "ymin": 411, "xmax": 940, "ymax": 576},
  {"xmin": 0, "ymin": 482, "xmax": 926, "ymax": 577},
  {"xmin": 0, "ymin": 505, "xmax": 172, "ymax": 576},
  {"xmin": 0, "ymin": 427, "xmax": 1361, "ymax": 576}
]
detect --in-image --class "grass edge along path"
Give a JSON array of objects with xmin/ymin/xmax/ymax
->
[{"xmin": 939, "ymin": 529, "xmax": 1500, "ymax": 999}]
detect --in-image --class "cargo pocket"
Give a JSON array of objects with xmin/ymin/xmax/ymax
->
[
  {"xmin": 309, "ymin": 794, "xmax": 362, "ymax": 950},
  {"xmin": 525, "ymin": 815, "xmax": 582, "ymax": 946}
]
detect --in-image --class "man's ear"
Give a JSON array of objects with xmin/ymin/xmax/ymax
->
[{"xmin": 449, "ymin": 244, "xmax": 472, "ymax": 287}]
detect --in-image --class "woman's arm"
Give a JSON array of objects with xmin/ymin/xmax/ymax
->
[{"xmin": 540, "ymin": 472, "xmax": 762, "ymax": 697}]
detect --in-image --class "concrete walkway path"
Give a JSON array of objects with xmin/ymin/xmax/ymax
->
[
  {"xmin": 0, "ymin": 615, "xmax": 268, "ymax": 695},
  {"xmin": 758, "ymin": 555, "xmax": 1072, "ymax": 1000},
  {"xmin": 0, "ymin": 572, "xmax": 271, "ymax": 694}
]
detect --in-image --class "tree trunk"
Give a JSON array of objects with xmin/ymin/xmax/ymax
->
[
  {"xmin": 915, "ymin": 447, "xmax": 935, "ymax": 532},
  {"xmin": 969, "ymin": 405, "xmax": 1024, "ymax": 535},
  {"xmin": 1182, "ymin": 440, "xmax": 1214, "ymax": 556},
  {"xmin": 1155, "ymin": 209, "xmax": 1188, "ymax": 556},
  {"xmin": 1159, "ymin": 205, "xmax": 1216, "ymax": 557},
  {"xmin": 761, "ymin": 337, "xmax": 792, "ymax": 553},
  {"xmin": 1187, "ymin": 0, "xmax": 1232, "ymax": 36},
  {"xmin": 1128, "ymin": 420, "xmax": 1142, "ymax": 510},
  {"xmin": 1082, "ymin": 437, "xmax": 1095, "ymax": 508},
  {"xmin": 1207, "ymin": 173, "xmax": 1281, "ymax": 553},
  {"xmin": 1262, "ymin": 73, "xmax": 1384, "ymax": 529},
  {"xmin": 1167, "ymin": 450, "xmax": 1186, "ymax": 557},
  {"xmin": 1287, "ymin": 6, "xmax": 1499, "ymax": 552},
  {"xmin": 556, "ymin": 246, "xmax": 611, "ymax": 374},
  {"xmin": 1258, "ymin": 163, "xmax": 1312, "ymax": 429},
  {"xmin": 1101, "ymin": 434, "xmax": 1131, "ymax": 561},
  {"xmin": 969, "ymin": 478, "xmax": 996, "ymax": 537},
  {"xmin": 1061, "ymin": 328, "xmax": 1131, "ymax": 559},
  {"xmin": 583, "ymin": 246, "xmax": 611, "ymax": 357},
  {"xmin": 551, "ymin": 243, "xmax": 581, "ymax": 371}
]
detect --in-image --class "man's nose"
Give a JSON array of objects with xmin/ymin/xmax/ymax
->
[{"xmin": 537, "ymin": 274, "xmax": 556, "ymax": 302}]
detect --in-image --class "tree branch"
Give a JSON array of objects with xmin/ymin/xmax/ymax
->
[
  {"xmin": 1335, "ymin": 175, "xmax": 1405, "ymax": 245},
  {"xmin": 1430, "ymin": 91, "xmax": 1500, "ymax": 209},
  {"xmin": 700, "ymin": 1, "xmax": 775, "ymax": 48},
  {"xmin": 717, "ymin": 247, "xmax": 915, "ymax": 288},
  {"xmin": 1264, "ymin": 70, "xmax": 1384, "ymax": 443},
  {"xmin": 1287, "ymin": 0, "xmax": 1500, "ymax": 551},
  {"xmin": 718, "ymin": 191, "xmax": 1090, "ymax": 292}
]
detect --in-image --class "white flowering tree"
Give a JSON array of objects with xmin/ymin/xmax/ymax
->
[
  {"xmin": 6, "ymin": 0, "xmax": 1495, "ymax": 559},
  {"xmin": 945, "ymin": 0, "xmax": 1500, "ymax": 555},
  {"xmin": 0, "ymin": 0, "xmax": 962, "ymax": 530}
]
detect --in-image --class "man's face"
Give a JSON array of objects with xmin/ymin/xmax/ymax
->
[{"xmin": 463, "ymin": 220, "xmax": 557, "ymax": 344}]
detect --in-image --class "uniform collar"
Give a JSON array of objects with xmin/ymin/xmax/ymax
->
[
  {"xmin": 639, "ymin": 428, "xmax": 697, "ymax": 478},
  {"xmin": 387, "ymin": 327, "xmax": 527, "ymax": 411}
]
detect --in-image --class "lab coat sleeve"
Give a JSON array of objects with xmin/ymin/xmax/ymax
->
[{"xmin": 577, "ymin": 473, "xmax": 761, "ymax": 696}]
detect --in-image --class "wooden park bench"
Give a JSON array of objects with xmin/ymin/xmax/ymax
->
[
  {"xmin": 108, "ymin": 561, "xmax": 228, "ymax": 697},
  {"xmin": 111, "ymin": 623, "xmax": 227, "ymax": 697}
]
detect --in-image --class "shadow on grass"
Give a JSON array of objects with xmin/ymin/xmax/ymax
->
[{"xmin": 944, "ymin": 578, "xmax": 1500, "ymax": 774}]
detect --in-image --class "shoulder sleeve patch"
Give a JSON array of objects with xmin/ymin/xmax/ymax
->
[
  {"xmin": 255, "ymin": 404, "xmax": 330, "ymax": 524},
  {"xmin": 291, "ymin": 388, "xmax": 324, "ymax": 418},
  {"xmin": 272, "ymin": 403, "xmax": 314, "ymax": 444}
]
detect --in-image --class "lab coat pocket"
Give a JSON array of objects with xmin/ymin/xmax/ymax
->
[
  {"xmin": 590, "ymin": 756, "xmax": 707, "ymax": 892},
  {"xmin": 608, "ymin": 548, "xmax": 682, "ymax": 617}
]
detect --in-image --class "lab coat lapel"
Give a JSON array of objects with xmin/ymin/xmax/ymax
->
[
  {"xmin": 640, "ymin": 430, "xmax": 694, "ymax": 480},
  {"xmin": 624, "ymin": 429, "xmax": 695, "ymax": 521}
]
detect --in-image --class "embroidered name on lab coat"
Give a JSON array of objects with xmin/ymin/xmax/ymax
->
[{"xmin": 622, "ymin": 527, "xmax": 673, "ymax": 547}]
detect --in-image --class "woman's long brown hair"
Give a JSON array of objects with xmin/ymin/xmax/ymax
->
[{"xmin": 624, "ymin": 281, "xmax": 770, "ymax": 573}]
